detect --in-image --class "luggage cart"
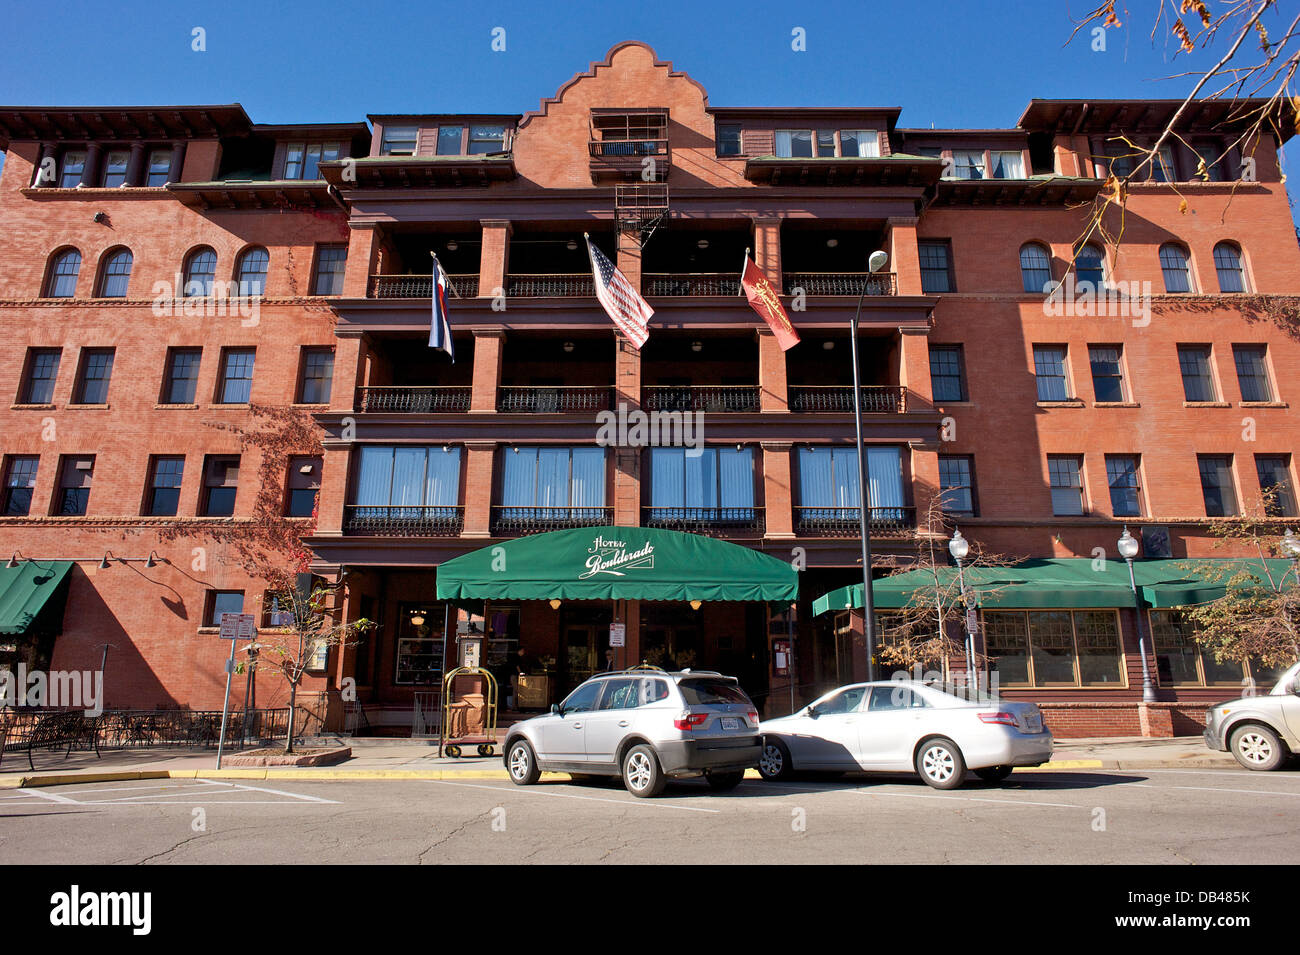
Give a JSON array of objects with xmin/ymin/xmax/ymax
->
[{"xmin": 439, "ymin": 666, "xmax": 499, "ymax": 758}]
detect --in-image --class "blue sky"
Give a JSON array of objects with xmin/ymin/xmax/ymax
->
[{"xmin": 1, "ymin": 0, "xmax": 1294, "ymax": 202}]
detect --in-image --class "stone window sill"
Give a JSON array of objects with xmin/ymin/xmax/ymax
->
[
  {"xmin": 1036, "ymin": 400, "xmax": 1085, "ymax": 408},
  {"xmin": 10, "ymin": 403, "xmax": 55, "ymax": 410},
  {"xmin": 156, "ymin": 403, "xmax": 199, "ymax": 410},
  {"xmin": 1183, "ymin": 401, "xmax": 1230, "ymax": 408},
  {"xmin": 1093, "ymin": 401, "xmax": 1139, "ymax": 408},
  {"xmin": 66, "ymin": 403, "xmax": 109, "ymax": 410},
  {"xmin": 1240, "ymin": 401, "xmax": 1288, "ymax": 409}
]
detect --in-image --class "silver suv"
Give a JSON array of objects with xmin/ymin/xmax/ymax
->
[
  {"xmin": 1204, "ymin": 661, "xmax": 1300, "ymax": 770},
  {"xmin": 503, "ymin": 669, "xmax": 762, "ymax": 797}
]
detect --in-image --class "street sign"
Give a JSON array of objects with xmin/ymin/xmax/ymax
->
[
  {"xmin": 966, "ymin": 608, "xmax": 979, "ymax": 636},
  {"xmin": 609, "ymin": 623, "xmax": 626, "ymax": 648},
  {"xmin": 218, "ymin": 613, "xmax": 257, "ymax": 640}
]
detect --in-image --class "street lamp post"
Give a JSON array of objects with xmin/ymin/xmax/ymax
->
[
  {"xmin": 1118, "ymin": 527, "xmax": 1156, "ymax": 703},
  {"xmin": 949, "ymin": 530, "xmax": 974, "ymax": 683},
  {"xmin": 851, "ymin": 250, "xmax": 890, "ymax": 683},
  {"xmin": 1282, "ymin": 529, "xmax": 1300, "ymax": 584}
]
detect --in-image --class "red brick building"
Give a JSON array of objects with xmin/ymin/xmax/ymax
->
[{"xmin": 0, "ymin": 42, "xmax": 1296, "ymax": 736}]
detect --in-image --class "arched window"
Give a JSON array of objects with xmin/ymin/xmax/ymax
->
[
  {"xmin": 235, "ymin": 247, "xmax": 269, "ymax": 296},
  {"xmin": 45, "ymin": 248, "xmax": 82, "ymax": 298},
  {"xmin": 97, "ymin": 248, "xmax": 133, "ymax": 298},
  {"xmin": 183, "ymin": 247, "xmax": 217, "ymax": 297},
  {"xmin": 1075, "ymin": 245, "xmax": 1106, "ymax": 288},
  {"xmin": 1213, "ymin": 242, "xmax": 1247, "ymax": 293},
  {"xmin": 1019, "ymin": 243, "xmax": 1052, "ymax": 293},
  {"xmin": 1159, "ymin": 243, "xmax": 1194, "ymax": 293}
]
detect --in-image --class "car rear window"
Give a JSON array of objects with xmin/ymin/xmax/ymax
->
[{"xmin": 678, "ymin": 678, "xmax": 751, "ymax": 705}]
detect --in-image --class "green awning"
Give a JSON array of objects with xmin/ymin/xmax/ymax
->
[
  {"xmin": 0, "ymin": 561, "xmax": 73, "ymax": 635},
  {"xmin": 436, "ymin": 526, "xmax": 798, "ymax": 603},
  {"xmin": 811, "ymin": 558, "xmax": 1294, "ymax": 616}
]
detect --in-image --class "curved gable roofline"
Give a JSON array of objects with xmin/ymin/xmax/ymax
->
[{"xmin": 517, "ymin": 40, "xmax": 709, "ymax": 130}]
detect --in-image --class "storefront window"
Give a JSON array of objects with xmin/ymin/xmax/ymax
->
[
  {"xmin": 983, "ymin": 610, "xmax": 1124, "ymax": 688},
  {"xmin": 395, "ymin": 603, "xmax": 443, "ymax": 685},
  {"xmin": 1150, "ymin": 609, "xmax": 1246, "ymax": 687}
]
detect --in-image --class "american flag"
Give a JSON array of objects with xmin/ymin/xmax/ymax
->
[{"xmin": 586, "ymin": 235, "xmax": 651, "ymax": 349}]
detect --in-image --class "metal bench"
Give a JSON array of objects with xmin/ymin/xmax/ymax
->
[{"xmin": 0, "ymin": 709, "xmax": 102, "ymax": 771}]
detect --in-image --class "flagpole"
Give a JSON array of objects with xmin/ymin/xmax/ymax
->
[{"xmin": 743, "ymin": 248, "xmax": 750, "ymax": 296}]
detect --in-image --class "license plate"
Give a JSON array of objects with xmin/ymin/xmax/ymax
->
[
  {"xmin": 1022, "ymin": 714, "xmax": 1043, "ymax": 734},
  {"xmin": 720, "ymin": 717, "xmax": 740, "ymax": 731}
]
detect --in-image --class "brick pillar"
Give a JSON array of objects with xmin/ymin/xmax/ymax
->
[
  {"xmin": 762, "ymin": 441, "xmax": 794, "ymax": 538},
  {"xmin": 479, "ymin": 219, "xmax": 511, "ymax": 298},
  {"xmin": 614, "ymin": 448, "xmax": 640, "ymax": 527},
  {"xmin": 615, "ymin": 599, "xmax": 641, "ymax": 669},
  {"xmin": 758, "ymin": 329, "xmax": 788, "ymax": 412},
  {"xmin": 470, "ymin": 330, "xmax": 505, "ymax": 413},
  {"xmin": 897, "ymin": 326, "xmax": 933, "ymax": 406},
  {"xmin": 1139, "ymin": 704, "xmax": 1174, "ymax": 738},
  {"xmin": 343, "ymin": 224, "xmax": 380, "ymax": 299},
  {"xmin": 315, "ymin": 443, "xmax": 351, "ymax": 536},
  {"xmin": 886, "ymin": 217, "xmax": 922, "ymax": 296},
  {"xmin": 330, "ymin": 332, "xmax": 369, "ymax": 413},
  {"xmin": 614, "ymin": 330, "xmax": 640, "ymax": 410},
  {"xmin": 616, "ymin": 230, "xmax": 642, "ymax": 294},
  {"xmin": 463, "ymin": 441, "xmax": 497, "ymax": 537},
  {"xmin": 751, "ymin": 216, "xmax": 782, "ymax": 288}
]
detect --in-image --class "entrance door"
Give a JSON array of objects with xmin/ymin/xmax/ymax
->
[{"xmin": 563, "ymin": 625, "xmax": 601, "ymax": 694}]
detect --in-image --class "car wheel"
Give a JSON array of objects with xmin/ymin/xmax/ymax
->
[
  {"xmin": 704, "ymin": 770, "xmax": 744, "ymax": 792},
  {"xmin": 974, "ymin": 765, "xmax": 1014, "ymax": 784},
  {"xmin": 916, "ymin": 737, "xmax": 966, "ymax": 790},
  {"xmin": 506, "ymin": 739, "xmax": 540, "ymax": 786},
  {"xmin": 758, "ymin": 738, "xmax": 794, "ymax": 781},
  {"xmin": 621, "ymin": 744, "xmax": 666, "ymax": 797},
  {"xmin": 1229, "ymin": 723, "xmax": 1288, "ymax": 771}
]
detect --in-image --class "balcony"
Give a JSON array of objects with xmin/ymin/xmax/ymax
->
[
  {"xmin": 642, "ymin": 507, "xmax": 765, "ymax": 537},
  {"xmin": 783, "ymin": 272, "xmax": 897, "ymax": 296},
  {"xmin": 643, "ymin": 273, "xmax": 741, "ymax": 296},
  {"xmin": 794, "ymin": 506, "xmax": 916, "ymax": 536},
  {"xmin": 789, "ymin": 386, "xmax": 907, "ymax": 414},
  {"xmin": 368, "ymin": 274, "xmax": 479, "ymax": 299},
  {"xmin": 492, "ymin": 506, "xmax": 614, "ymax": 535},
  {"xmin": 505, "ymin": 273, "xmax": 595, "ymax": 297},
  {"xmin": 344, "ymin": 505, "xmax": 464, "ymax": 536},
  {"xmin": 496, "ymin": 386, "xmax": 614, "ymax": 413},
  {"xmin": 355, "ymin": 386, "xmax": 472, "ymax": 413},
  {"xmin": 643, "ymin": 385, "xmax": 760, "ymax": 413},
  {"xmin": 588, "ymin": 139, "xmax": 670, "ymax": 182}
]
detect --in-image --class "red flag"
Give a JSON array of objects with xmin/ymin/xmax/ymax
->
[{"xmin": 741, "ymin": 254, "xmax": 800, "ymax": 351}]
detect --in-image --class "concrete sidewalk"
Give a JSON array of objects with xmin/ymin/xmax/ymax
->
[{"xmin": 0, "ymin": 734, "xmax": 1237, "ymax": 788}]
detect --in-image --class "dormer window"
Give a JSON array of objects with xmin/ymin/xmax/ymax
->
[
  {"xmin": 468, "ymin": 125, "xmax": 508, "ymax": 154},
  {"xmin": 777, "ymin": 130, "xmax": 880, "ymax": 159},
  {"xmin": 59, "ymin": 151, "xmax": 86, "ymax": 188},
  {"xmin": 284, "ymin": 142, "xmax": 342, "ymax": 180},
  {"xmin": 716, "ymin": 124, "xmax": 741, "ymax": 156},
  {"xmin": 380, "ymin": 125, "xmax": 418, "ymax": 156}
]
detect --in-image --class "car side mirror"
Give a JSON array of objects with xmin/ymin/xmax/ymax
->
[
  {"xmin": 550, "ymin": 703, "xmax": 562, "ymax": 716},
  {"xmin": 806, "ymin": 705, "xmax": 818, "ymax": 719}
]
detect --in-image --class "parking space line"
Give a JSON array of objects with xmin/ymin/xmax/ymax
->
[
  {"xmin": 15, "ymin": 787, "xmax": 79, "ymax": 804},
  {"xmin": 226, "ymin": 782, "xmax": 338, "ymax": 804},
  {"xmin": 427, "ymin": 779, "xmax": 721, "ymax": 813},
  {"xmin": 54, "ymin": 782, "xmax": 225, "ymax": 799},
  {"xmin": 1135, "ymin": 768, "xmax": 1300, "ymax": 781},
  {"xmin": 1131, "ymin": 782, "xmax": 1300, "ymax": 798}
]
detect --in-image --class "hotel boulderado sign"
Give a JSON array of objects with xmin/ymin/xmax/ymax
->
[{"xmin": 580, "ymin": 533, "xmax": 656, "ymax": 580}]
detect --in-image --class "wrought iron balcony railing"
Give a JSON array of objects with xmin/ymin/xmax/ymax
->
[
  {"xmin": 496, "ymin": 386, "xmax": 614, "ymax": 413},
  {"xmin": 643, "ymin": 273, "xmax": 742, "ymax": 296},
  {"xmin": 505, "ymin": 273, "xmax": 595, "ymax": 297},
  {"xmin": 788, "ymin": 385, "xmax": 907, "ymax": 413},
  {"xmin": 794, "ymin": 506, "xmax": 916, "ymax": 536},
  {"xmin": 368, "ymin": 273, "xmax": 479, "ymax": 299},
  {"xmin": 356, "ymin": 386, "xmax": 472, "ymax": 413},
  {"xmin": 345, "ymin": 505, "xmax": 464, "ymax": 536},
  {"xmin": 492, "ymin": 506, "xmax": 613, "ymax": 535},
  {"xmin": 588, "ymin": 139, "xmax": 669, "ymax": 158},
  {"xmin": 783, "ymin": 272, "xmax": 898, "ymax": 296},
  {"xmin": 642, "ymin": 506, "xmax": 765, "ymax": 537},
  {"xmin": 642, "ymin": 385, "xmax": 760, "ymax": 413}
]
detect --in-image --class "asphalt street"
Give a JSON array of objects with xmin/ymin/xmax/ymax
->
[{"xmin": 2, "ymin": 767, "xmax": 1297, "ymax": 864}]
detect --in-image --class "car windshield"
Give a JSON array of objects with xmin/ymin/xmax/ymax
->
[
  {"xmin": 929, "ymin": 682, "xmax": 999, "ymax": 704},
  {"xmin": 678, "ymin": 678, "xmax": 751, "ymax": 705},
  {"xmin": 1268, "ymin": 661, "xmax": 1300, "ymax": 697}
]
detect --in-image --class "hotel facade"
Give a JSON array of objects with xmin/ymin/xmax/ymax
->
[{"xmin": 0, "ymin": 42, "xmax": 1297, "ymax": 737}]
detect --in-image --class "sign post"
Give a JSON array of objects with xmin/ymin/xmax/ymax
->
[{"xmin": 216, "ymin": 612, "xmax": 257, "ymax": 769}]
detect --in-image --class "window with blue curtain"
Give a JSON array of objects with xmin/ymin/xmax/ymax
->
[
  {"xmin": 797, "ymin": 446, "xmax": 903, "ymax": 523},
  {"xmin": 648, "ymin": 447, "xmax": 754, "ymax": 522},
  {"xmin": 354, "ymin": 446, "xmax": 460, "ymax": 517},
  {"xmin": 501, "ymin": 447, "xmax": 606, "ymax": 521}
]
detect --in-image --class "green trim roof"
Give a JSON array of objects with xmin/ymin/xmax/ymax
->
[
  {"xmin": 811, "ymin": 558, "xmax": 1295, "ymax": 617},
  {"xmin": 436, "ymin": 526, "xmax": 797, "ymax": 603},
  {"xmin": 0, "ymin": 561, "xmax": 73, "ymax": 635}
]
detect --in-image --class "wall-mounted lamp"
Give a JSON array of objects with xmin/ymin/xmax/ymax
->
[
  {"xmin": 822, "ymin": 341, "xmax": 835, "ymax": 350},
  {"xmin": 99, "ymin": 551, "xmax": 114, "ymax": 570},
  {"xmin": 93, "ymin": 211, "xmax": 109, "ymax": 225},
  {"xmin": 696, "ymin": 239, "xmax": 709, "ymax": 249},
  {"xmin": 145, "ymin": 551, "xmax": 161, "ymax": 568},
  {"xmin": 410, "ymin": 612, "xmax": 426, "ymax": 627},
  {"xmin": 826, "ymin": 238, "xmax": 838, "ymax": 248},
  {"xmin": 689, "ymin": 600, "xmax": 702, "ymax": 611},
  {"xmin": 6, "ymin": 553, "xmax": 23, "ymax": 568},
  {"xmin": 445, "ymin": 240, "xmax": 458, "ymax": 252},
  {"xmin": 563, "ymin": 341, "xmax": 575, "ymax": 353},
  {"xmin": 549, "ymin": 599, "xmax": 562, "ymax": 610},
  {"xmin": 691, "ymin": 341, "xmax": 703, "ymax": 353},
  {"xmin": 566, "ymin": 239, "xmax": 578, "ymax": 251}
]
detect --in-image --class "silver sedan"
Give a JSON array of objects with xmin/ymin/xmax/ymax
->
[{"xmin": 758, "ymin": 681, "xmax": 1053, "ymax": 789}]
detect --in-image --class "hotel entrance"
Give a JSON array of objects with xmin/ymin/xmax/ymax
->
[{"xmin": 560, "ymin": 605, "xmax": 613, "ymax": 694}]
